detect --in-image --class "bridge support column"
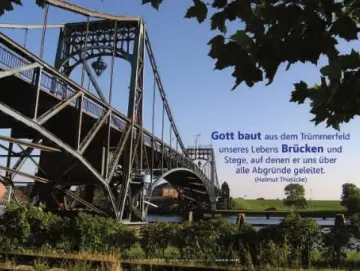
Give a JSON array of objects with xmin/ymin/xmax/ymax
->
[
  {"xmin": 335, "ymin": 213, "xmax": 345, "ymax": 227},
  {"xmin": 188, "ymin": 210, "xmax": 193, "ymax": 223},
  {"xmin": 236, "ymin": 213, "xmax": 245, "ymax": 228}
]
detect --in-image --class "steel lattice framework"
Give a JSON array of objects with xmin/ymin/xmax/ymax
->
[{"xmin": 0, "ymin": 0, "xmax": 221, "ymax": 223}]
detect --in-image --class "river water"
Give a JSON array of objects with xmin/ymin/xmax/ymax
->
[
  {"xmin": 148, "ymin": 214, "xmax": 337, "ymax": 227},
  {"xmin": 0, "ymin": 206, "xmax": 338, "ymax": 227}
]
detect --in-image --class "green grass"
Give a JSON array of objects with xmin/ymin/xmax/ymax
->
[{"xmin": 231, "ymin": 199, "xmax": 345, "ymax": 211}]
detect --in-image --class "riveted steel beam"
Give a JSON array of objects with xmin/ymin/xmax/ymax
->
[
  {"xmin": 0, "ymin": 164, "xmax": 108, "ymax": 215},
  {"xmin": 0, "ymin": 101, "xmax": 119, "ymax": 219},
  {"xmin": 79, "ymin": 110, "xmax": 111, "ymax": 154},
  {"xmin": 0, "ymin": 135, "xmax": 58, "ymax": 152},
  {"xmin": 0, "ymin": 165, "xmax": 51, "ymax": 184},
  {"xmin": 46, "ymin": 0, "xmax": 140, "ymax": 22},
  {"xmin": 0, "ymin": 24, "xmax": 64, "ymax": 29},
  {"xmin": 55, "ymin": 185, "xmax": 108, "ymax": 216},
  {"xmin": 36, "ymin": 91, "xmax": 82, "ymax": 125},
  {"xmin": 0, "ymin": 62, "xmax": 41, "ymax": 79},
  {"xmin": 106, "ymin": 125, "xmax": 131, "ymax": 182},
  {"xmin": 7, "ymin": 140, "xmax": 39, "ymax": 181}
]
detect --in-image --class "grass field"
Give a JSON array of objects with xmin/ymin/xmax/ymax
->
[{"xmin": 231, "ymin": 199, "xmax": 345, "ymax": 211}]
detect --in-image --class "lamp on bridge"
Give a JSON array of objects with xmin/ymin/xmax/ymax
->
[{"xmin": 91, "ymin": 56, "xmax": 107, "ymax": 76}]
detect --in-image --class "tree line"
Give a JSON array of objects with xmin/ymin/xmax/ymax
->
[{"xmin": 281, "ymin": 182, "xmax": 360, "ymax": 214}]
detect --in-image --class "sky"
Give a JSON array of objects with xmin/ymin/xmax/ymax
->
[{"xmin": 0, "ymin": 0, "xmax": 359, "ymax": 200}]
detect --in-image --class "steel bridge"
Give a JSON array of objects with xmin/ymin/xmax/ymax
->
[{"xmin": 0, "ymin": 0, "xmax": 221, "ymax": 223}]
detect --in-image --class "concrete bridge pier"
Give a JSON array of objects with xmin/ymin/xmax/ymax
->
[
  {"xmin": 188, "ymin": 211, "xmax": 193, "ymax": 223},
  {"xmin": 236, "ymin": 213, "xmax": 245, "ymax": 228},
  {"xmin": 335, "ymin": 213, "xmax": 345, "ymax": 227}
]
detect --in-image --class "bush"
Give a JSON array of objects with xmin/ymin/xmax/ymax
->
[
  {"xmin": 73, "ymin": 212, "xmax": 138, "ymax": 252},
  {"xmin": 0, "ymin": 203, "xmax": 67, "ymax": 250},
  {"xmin": 139, "ymin": 222, "xmax": 175, "ymax": 258},
  {"xmin": 121, "ymin": 244, "xmax": 146, "ymax": 259},
  {"xmin": 0, "ymin": 205, "xmax": 138, "ymax": 253}
]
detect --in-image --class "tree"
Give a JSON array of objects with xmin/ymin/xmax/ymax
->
[
  {"xmin": 349, "ymin": 213, "xmax": 360, "ymax": 239},
  {"xmin": 0, "ymin": 0, "xmax": 45, "ymax": 16},
  {"xmin": 143, "ymin": 0, "xmax": 360, "ymax": 131},
  {"xmin": 279, "ymin": 214, "xmax": 321, "ymax": 268},
  {"xmin": 341, "ymin": 183, "xmax": 358, "ymax": 205},
  {"xmin": 346, "ymin": 193, "xmax": 360, "ymax": 215},
  {"xmin": 3, "ymin": 1, "xmax": 360, "ymax": 129},
  {"xmin": 283, "ymin": 184, "xmax": 307, "ymax": 209},
  {"xmin": 340, "ymin": 183, "xmax": 360, "ymax": 214}
]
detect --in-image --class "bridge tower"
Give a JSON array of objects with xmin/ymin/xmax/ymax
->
[
  {"xmin": 29, "ymin": 18, "xmax": 147, "ymax": 223},
  {"xmin": 217, "ymin": 182, "xmax": 231, "ymax": 209}
]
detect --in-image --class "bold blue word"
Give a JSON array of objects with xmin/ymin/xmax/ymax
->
[
  {"xmin": 211, "ymin": 131, "xmax": 261, "ymax": 140},
  {"xmin": 282, "ymin": 144, "xmax": 324, "ymax": 153}
]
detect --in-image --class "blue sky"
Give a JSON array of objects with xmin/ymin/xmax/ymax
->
[{"xmin": 1, "ymin": 0, "xmax": 360, "ymax": 200}]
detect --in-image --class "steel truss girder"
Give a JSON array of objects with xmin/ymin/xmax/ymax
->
[
  {"xmin": 0, "ymin": 165, "xmax": 49, "ymax": 184},
  {"xmin": 0, "ymin": 24, "xmax": 64, "ymax": 29},
  {"xmin": 106, "ymin": 124, "xmax": 131, "ymax": 182},
  {"xmin": 45, "ymin": 0, "xmax": 140, "ymax": 22},
  {"xmin": 186, "ymin": 147, "xmax": 220, "ymax": 194},
  {"xmin": 0, "ymin": 154, "xmax": 40, "ymax": 158},
  {"xmin": 83, "ymin": 61, "xmax": 106, "ymax": 101},
  {"xmin": 56, "ymin": 185, "xmax": 108, "ymax": 216},
  {"xmin": 0, "ymin": 135, "xmax": 59, "ymax": 152},
  {"xmin": 0, "ymin": 101, "xmax": 120, "ymax": 219},
  {"xmin": 9, "ymin": 141, "xmax": 40, "ymax": 181},
  {"xmin": 0, "ymin": 132, "xmax": 42, "ymax": 200},
  {"xmin": 0, "ymin": 137, "xmax": 39, "ymax": 203},
  {"xmin": 0, "ymin": 164, "xmax": 108, "ymax": 215},
  {"xmin": 36, "ymin": 91, "xmax": 82, "ymax": 125},
  {"xmin": 79, "ymin": 110, "xmax": 110, "ymax": 154},
  {"xmin": 0, "ymin": 62, "xmax": 41, "ymax": 79}
]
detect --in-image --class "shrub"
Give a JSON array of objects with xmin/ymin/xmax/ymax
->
[{"xmin": 73, "ymin": 212, "xmax": 138, "ymax": 252}]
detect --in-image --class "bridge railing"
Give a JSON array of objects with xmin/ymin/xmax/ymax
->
[
  {"xmin": 0, "ymin": 34, "xmax": 217, "ymax": 199},
  {"xmin": 187, "ymin": 144, "xmax": 213, "ymax": 149}
]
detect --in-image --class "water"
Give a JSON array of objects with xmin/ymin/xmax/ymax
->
[
  {"xmin": 0, "ymin": 206, "xmax": 338, "ymax": 227},
  {"xmin": 148, "ymin": 214, "xmax": 337, "ymax": 226}
]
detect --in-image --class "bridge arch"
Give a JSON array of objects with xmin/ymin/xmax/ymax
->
[
  {"xmin": 150, "ymin": 168, "xmax": 213, "ymax": 205},
  {"xmin": 54, "ymin": 20, "xmax": 138, "ymax": 78}
]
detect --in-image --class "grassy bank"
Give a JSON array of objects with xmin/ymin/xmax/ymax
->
[
  {"xmin": 148, "ymin": 198, "xmax": 346, "ymax": 217},
  {"xmin": 0, "ymin": 249, "xmax": 359, "ymax": 271},
  {"xmin": 231, "ymin": 199, "xmax": 344, "ymax": 211}
]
